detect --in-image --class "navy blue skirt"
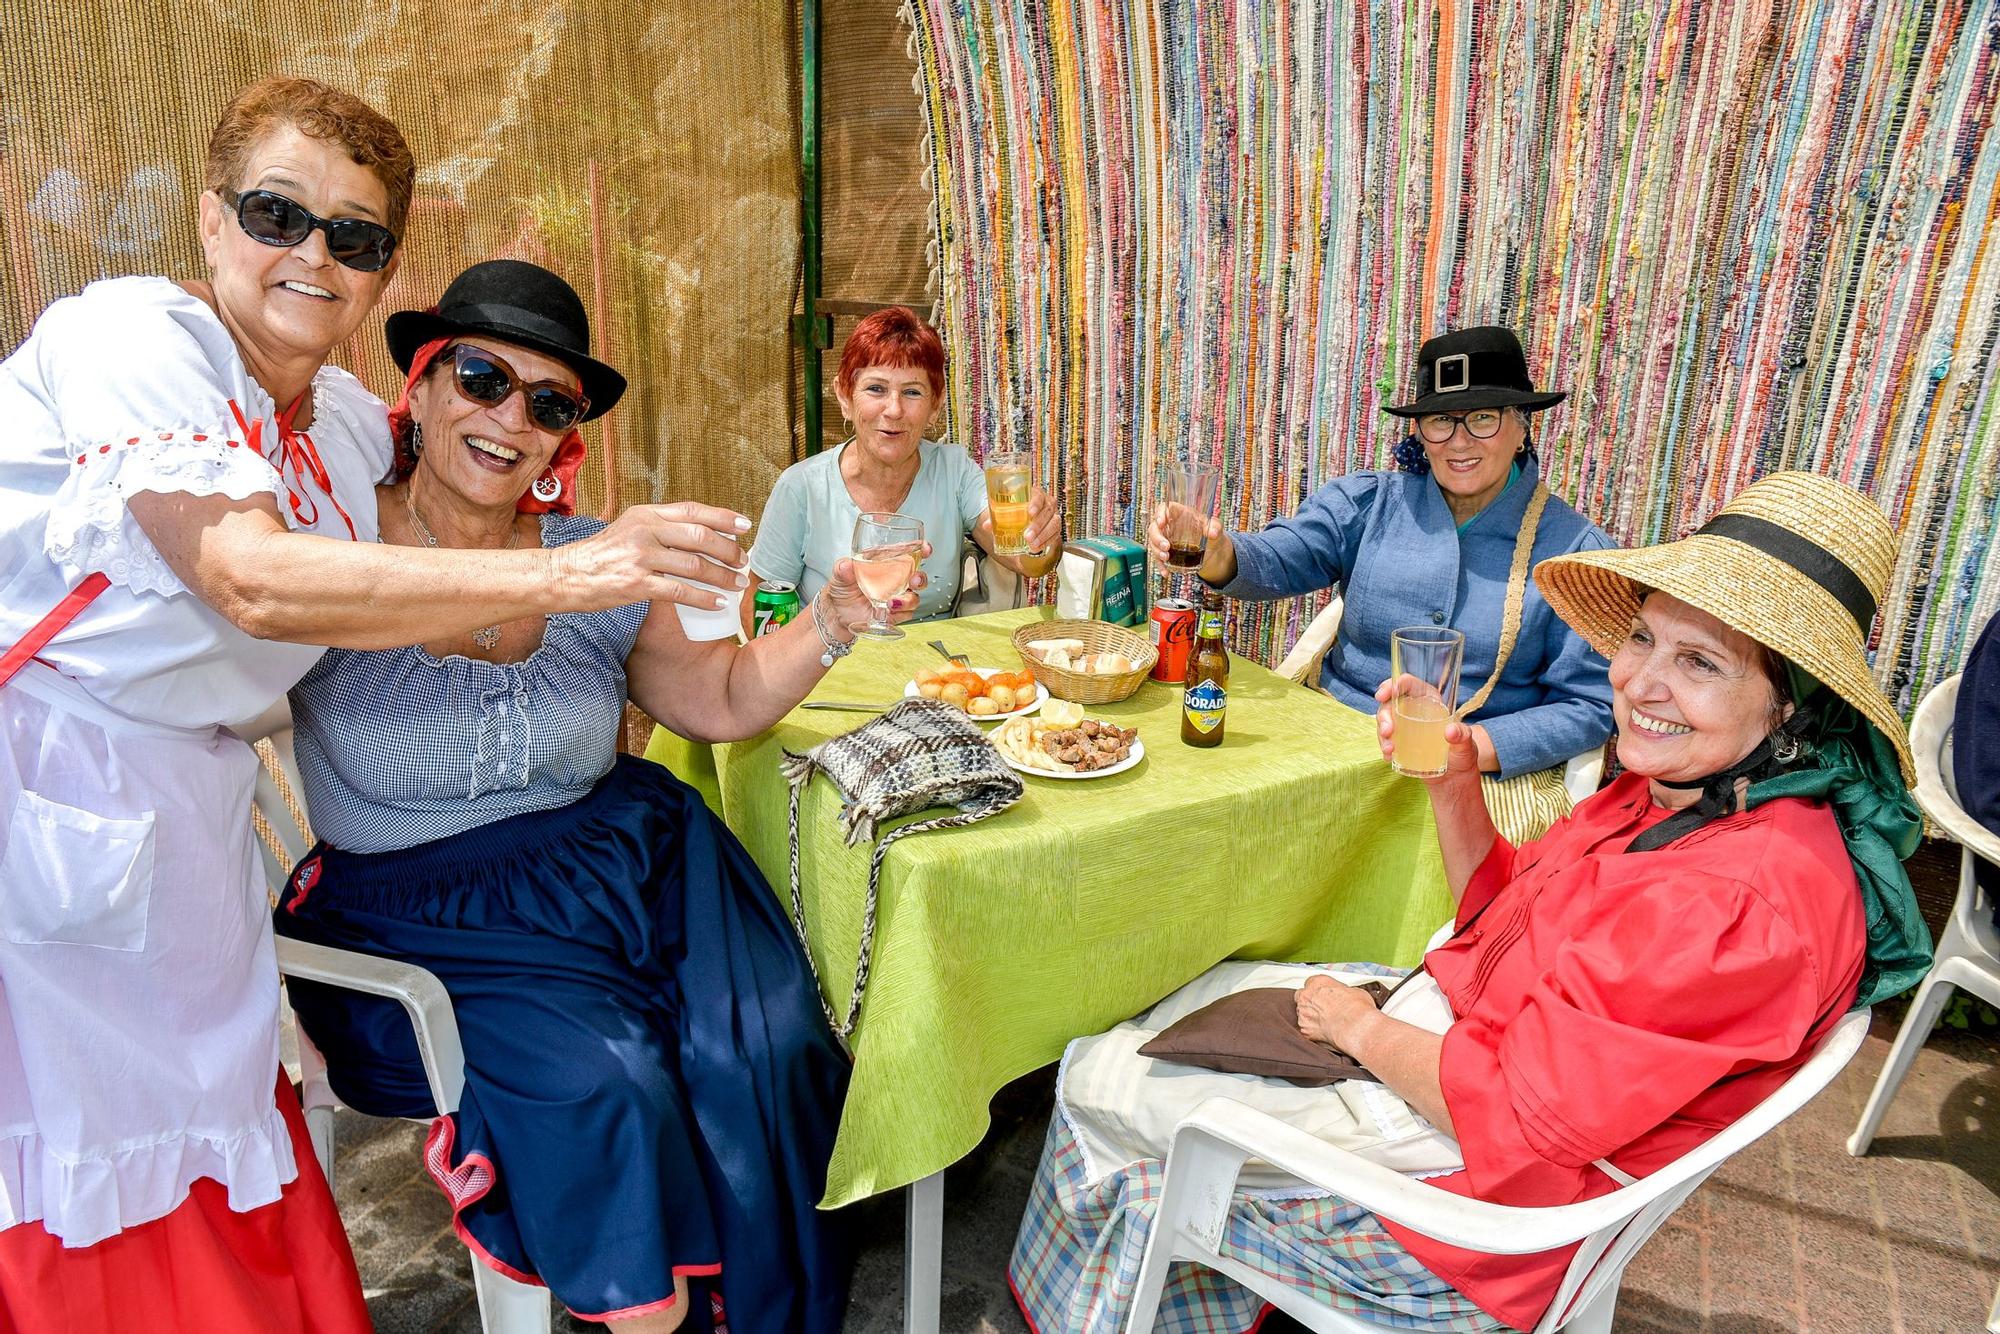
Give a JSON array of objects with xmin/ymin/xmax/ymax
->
[{"xmin": 275, "ymin": 756, "xmax": 851, "ymax": 1331}]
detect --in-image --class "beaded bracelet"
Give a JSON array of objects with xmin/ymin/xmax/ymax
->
[{"xmin": 808, "ymin": 587, "xmax": 856, "ymax": 668}]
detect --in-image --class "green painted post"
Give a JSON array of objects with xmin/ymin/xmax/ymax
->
[{"xmin": 795, "ymin": 0, "xmax": 834, "ymax": 454}]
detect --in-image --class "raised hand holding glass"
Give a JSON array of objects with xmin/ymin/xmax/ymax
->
[
  {"xmin": 1386, "ymin": 627, "xmax": 1464, "ymax": 777},
  {"xmin": 850, "ymin": 512, "xmax": 924, "ymax": 641}
]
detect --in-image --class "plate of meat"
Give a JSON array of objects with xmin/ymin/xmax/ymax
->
[{"xmin": 990, "ymin": 716, "xmax": 1144, "ymax": 779}]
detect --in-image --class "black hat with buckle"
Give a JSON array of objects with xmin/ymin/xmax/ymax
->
[
  {"xmin": 1383, "ymin": 325, "xmax": 1567, "ymax": 418},
  {"xmin": 385, "ymin": 259, "xmax": 627, "ymax": 420}
]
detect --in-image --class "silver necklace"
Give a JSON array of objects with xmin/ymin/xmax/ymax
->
[{"xmin": 404, "ymin": 486, "xmax": 520, "ymax": 651}]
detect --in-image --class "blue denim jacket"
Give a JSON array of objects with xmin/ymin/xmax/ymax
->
[{"xmin": 1221, "ymin": 461, "xmax": 1616, "ymax": 778}]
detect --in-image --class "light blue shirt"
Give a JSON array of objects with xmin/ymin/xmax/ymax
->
[
  {"xmin": 1220, "ymin": 460, "xmax": 1616, "ymax": 778},
  {"xmin": 747, "ymin": 438, "xmax": 988, "ymax": 621}
]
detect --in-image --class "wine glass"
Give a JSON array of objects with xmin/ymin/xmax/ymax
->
[{"xmin": 850, "ymin": 511, "xmax": 925, "ymax": 641}]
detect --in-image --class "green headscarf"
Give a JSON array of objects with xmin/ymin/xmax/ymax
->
[
  {"xmin": 1627, "ymin": 665, "xmax": 1931, "ymax": 1009},
  {"xmin": 1742, "ymin": 666, "xmax": 1931, "ymax": 1008}
]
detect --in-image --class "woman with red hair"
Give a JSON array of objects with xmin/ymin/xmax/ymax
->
[{"xmin": 744, "ymin": 305, "xmax": 1061, "ymax": 629}]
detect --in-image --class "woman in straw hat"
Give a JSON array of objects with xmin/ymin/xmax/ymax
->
[{"xmin": 1009, "ymin": 471, "xmax": 1931, "ymax": 1334}]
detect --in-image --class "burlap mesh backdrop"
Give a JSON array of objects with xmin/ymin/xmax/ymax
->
[
  {"xmin": 0, "ymin": 0, "xmax": 802, "ymax": 522},
  {"xmin": 813, "ymin": 0, "xmax": 934, "ymax": 452}
]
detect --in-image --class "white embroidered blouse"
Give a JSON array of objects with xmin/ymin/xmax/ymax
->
[{"xmin": 0, "ymin": 276, "xmax": 389, "ymax": 1246}]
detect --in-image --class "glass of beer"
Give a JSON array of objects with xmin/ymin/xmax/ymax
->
[
  {"xmin": 850, "ymin": 511, "xmax": 925, "ymax": 641},
  {"xmin": 1387, "ymin": 627, "xmax": 1464, "ymax": 777},
  {"xmin": 1162, "ymin": 463, "xmax": 1223, "ymax": 568},
  {"xmin": 985, "ymin": 449, "xmax": 1034, "ymax": 555}
]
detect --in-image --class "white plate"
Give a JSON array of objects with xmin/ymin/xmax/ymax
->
[
  {"xmin": 904, "ymin": 667, "xmax": 1049, "ymax": 721},
  {"xmin": 1003, "ymin": 736, "xmax": 1145, "ymax": 780}
]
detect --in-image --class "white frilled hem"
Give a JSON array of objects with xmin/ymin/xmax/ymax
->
[
  {"xmin": 0, "ymin": 665, "xmax": 293, "ymax": 1248},
  {"xmin": 0, "ymin": 1098, "xmax": 298, "ymax": 1248},
  {"xmin": 43, "ymin": 432, "xmax": 285, "ymax": 597}
]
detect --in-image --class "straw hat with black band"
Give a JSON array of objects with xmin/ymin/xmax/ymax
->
[{"xmin": 1534, "ymin": 470, "xmax": 1931, "ymax": 1007}]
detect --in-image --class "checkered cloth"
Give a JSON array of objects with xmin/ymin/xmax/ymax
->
[
  {"xmin": 1008, "ymin": 963, "xmax": 1506, "ymax": 1334},
  {"xmin": 781, "ymin": 698, "xmax": 1023, "ymax": 1037}
]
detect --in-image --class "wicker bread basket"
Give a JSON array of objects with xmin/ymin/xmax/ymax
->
[{"xmin": 1012, "ymin": 618, "xmax": 1158, "ymax": 704}]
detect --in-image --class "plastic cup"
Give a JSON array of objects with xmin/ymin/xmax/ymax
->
[{"xmin": 674, "ymin": 579, "xmax": 746, "ymax": 642}]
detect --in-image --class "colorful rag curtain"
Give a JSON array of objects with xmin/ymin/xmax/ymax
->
[{"xmin": 901, "ymin": 0, "xmax": 2000, "ymax": 711}]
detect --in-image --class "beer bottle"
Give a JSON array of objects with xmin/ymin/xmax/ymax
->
[{"xmin": 1181, "ymin": 589, "xmax": 1229, "ymax": 747}]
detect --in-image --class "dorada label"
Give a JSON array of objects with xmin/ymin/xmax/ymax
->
[{"xmin": 1183, "ymin": 681, "xmax": 1226, "ymax": 733}]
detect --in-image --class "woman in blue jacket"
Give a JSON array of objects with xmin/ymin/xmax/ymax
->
[{"xmin": 1150, "ymin": 326, "xmax": 1614, "ymax": 783}]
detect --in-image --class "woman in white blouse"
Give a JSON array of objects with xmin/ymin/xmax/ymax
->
[{"xmin": 0, "ymin": 79, "xmax": 750, "ymax": 1334}]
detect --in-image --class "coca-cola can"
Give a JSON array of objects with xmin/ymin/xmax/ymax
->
[{"xmin": 1150, "ymin": 598, "xmax": 1198, "ymax": 682}]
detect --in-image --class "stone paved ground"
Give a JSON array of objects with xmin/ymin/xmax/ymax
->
[{"xmin": 332, "ymin": 1000, "xmax": 1999, "ymax": 1334}]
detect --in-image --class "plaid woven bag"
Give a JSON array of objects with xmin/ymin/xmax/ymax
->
[{"xmin": 781, "ymin": 697, "xmax": 1024, "ymax": 1038}]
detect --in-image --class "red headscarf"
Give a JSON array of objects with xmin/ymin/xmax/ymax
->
[{"xmin": 387, "ymin": 336, "xmax": 588, "ymax": 516}]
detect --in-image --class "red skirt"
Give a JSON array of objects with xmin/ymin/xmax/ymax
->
[{"xmin": 0, "ymin": 1076, "xmax": 369, "ymax": 1334}]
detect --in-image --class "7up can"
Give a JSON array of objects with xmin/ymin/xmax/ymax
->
[{"xmin": 752, "ymin": 581, "xmax": 801, "ymax": 637}]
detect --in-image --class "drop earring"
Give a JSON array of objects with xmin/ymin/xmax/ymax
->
[
  {"xmin": 410, "ymin": 423, "xmax": 424, "ymax": 455},
  {"xmin": 531, "ymin": 470, "xmax": 563, "ymax": 504}
]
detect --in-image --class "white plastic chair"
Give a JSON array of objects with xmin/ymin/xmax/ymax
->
[
  {"xmin": 1125, "ymin": 1007, "xmax": 1871, "ymax": 1333},
  {"xmin": 1844, "ymin": 673, "xmax": 2000, "ymax": 1332},
  {"xmin": 1276, "ymin": 594, "xmax": 1605, "ymax": 806},
  {"xmin": 249, "ymin": 721, "xmax": 553, "ymax": 1334}
]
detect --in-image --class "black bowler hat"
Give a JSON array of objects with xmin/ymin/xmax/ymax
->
[
  {"xmin": 385, "ymin": 259, "xmax": 627, "ymax": 419},
  {"xmin": 1383, "ymin": 325, "xmax": 1567, "ymax": 418}
]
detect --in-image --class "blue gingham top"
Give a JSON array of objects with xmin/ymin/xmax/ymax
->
[{"xmin": 289, "ymin": 513, "xmax": 650, "ymax": 853}]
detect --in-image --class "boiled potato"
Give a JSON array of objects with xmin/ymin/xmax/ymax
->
[
  {"xmin": 940, "ymin": 682, "xmax": 972, "ymax": 710},
  {"xmin": 918, "ymin": 681, "xmax": 944, "ymax": 699},
  {"xmin": 987, "ymin": 684, "xmax": 1018, "ymax": 712},
  {"xmin": 914, "ymin": 667, "xmax": 942, "ymax": 687},
  {"xmin": 967, "ymin": 695, "xmax": 1001, "ymax": 716}
]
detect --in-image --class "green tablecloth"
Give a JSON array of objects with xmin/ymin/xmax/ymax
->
[{"xmin": 643, "ymin": 608, "xmax": 1450, "ymax": 1207}]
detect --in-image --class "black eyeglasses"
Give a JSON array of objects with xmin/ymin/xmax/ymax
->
[
  {"xmin": 1416, "ymin": 408, "xmax": 1508, "ymax": 444},
  {"xmin": 221, "ymin": 188, "xmax": 399, "ymax": 273},
  {"xmin": 444, "ymin": 344, "xmax": 590, "ymax": 433}
]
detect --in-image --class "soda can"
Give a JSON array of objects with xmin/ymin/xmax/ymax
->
[
  {"xmin": 752, "ymin": 580, "xmax": 801, "ymax": 638},
  {"xmin": 1150, "ymin": 598, "xmax": 1197, "ymax": 682}
]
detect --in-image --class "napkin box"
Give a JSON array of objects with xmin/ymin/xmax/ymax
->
[{"xmin": 1055, "ymin": 536, "xmax": 1150, "ymax": 628}]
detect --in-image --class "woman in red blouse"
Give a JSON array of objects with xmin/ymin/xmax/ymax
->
[
  {"xmin": 1009, "ymin": 471, "xmax": 1932, "ymax": 1334},
  {"xmin": 1291, "ymin": 470, "xmax": 1933, "ymax": 1328}
]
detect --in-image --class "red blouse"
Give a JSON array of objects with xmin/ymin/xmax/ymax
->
[{"xmin": 1383, "ymin": 772, "xmax": 1865, "ymax": 1331}]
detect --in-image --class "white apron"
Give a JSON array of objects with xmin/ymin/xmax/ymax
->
[{"xmin": 0, "ymin": 276, "xmax": 390, "ymax": 1245}]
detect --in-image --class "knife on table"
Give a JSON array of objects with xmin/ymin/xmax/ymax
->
[{"xmin": 799, "ymin": 701, "xmax": 894, "ymax": 713}]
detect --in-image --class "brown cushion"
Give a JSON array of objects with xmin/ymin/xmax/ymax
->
[{"xmin": 1138, "ymin": 983, "xmax": 1391, "ymax": 1087}]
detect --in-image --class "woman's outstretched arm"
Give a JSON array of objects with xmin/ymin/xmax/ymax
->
[{"xmin": 128, "ymin": 490, "xmax": 754, "ymax": 650}]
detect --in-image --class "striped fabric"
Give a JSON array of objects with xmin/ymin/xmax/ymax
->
[
  {"xmin": 1478, "ymin": 765, "xmax": 1575, "ymax": 846},
  {"xmin": 1008, "ymin": 1115, "xmax": 1504, "ymax": 1333},
  {"xmin": 288, "ymin": 513, "xmax": 648, "ymax": 853},
  {"xmin": 901, "ymin": 0, "xmax": 2000, "ymax": 717}
]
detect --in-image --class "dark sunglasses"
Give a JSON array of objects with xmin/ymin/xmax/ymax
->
[
  {"xmin": 444, "ymin": 344, "xmax": 590, "ymax": 433},
  {"xmin": 222, "ymin": 188, "xmax": 399, "ymax": 273}
]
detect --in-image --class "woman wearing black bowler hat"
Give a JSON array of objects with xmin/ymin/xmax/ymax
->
[
  {"xmin": 273, "ymin": 259, "xmax": 882, "ymax": 1333},
  {"xmin": 1146, "ymin": 325, "xmax": 1616, "ymax": 835}
]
